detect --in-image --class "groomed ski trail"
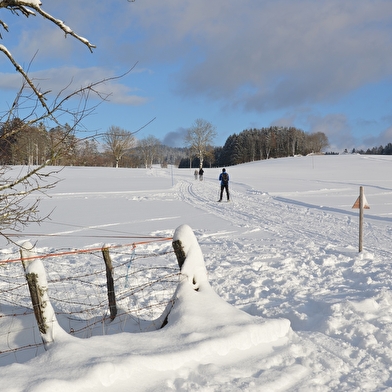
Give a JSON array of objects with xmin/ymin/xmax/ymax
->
[{"xmin": 175, "ymin": 176, "xmax": 392, "ymax": 255}]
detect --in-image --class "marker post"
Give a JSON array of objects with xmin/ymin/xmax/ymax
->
[{"xmin": 352, "ymin": 186, "xmax": 370, "ymax": 252}]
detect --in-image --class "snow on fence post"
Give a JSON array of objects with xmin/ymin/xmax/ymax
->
[
  {"xmin": 20, "ymin": 241, "xmax": 57, "ymax": 348},
  {"xmin": 102, "ymin": 246, "xmax": 117, "ymax": 321},
  {"xmin": 158, "ymin": 225, "xmax": 211, "ymax": 329},
  {"xmin": 171, "ymin": 224, "xmax": 209, "ymax": 289}
]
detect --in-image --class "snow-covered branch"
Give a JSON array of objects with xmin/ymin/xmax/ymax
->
[
  {"xmin": 0, "ymin": 0, "xmax": 95, "ymax": 112},
  {"xmin": 0, "ymin": 1, "xmax": 95, "ymax": 51}
]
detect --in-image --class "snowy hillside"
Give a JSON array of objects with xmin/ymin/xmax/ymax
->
[{"xmin": 1, "ymin": 154, "xmax": 392, "ymax": 391}]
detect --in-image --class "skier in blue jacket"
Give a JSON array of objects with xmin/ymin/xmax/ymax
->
[{"xmin": 218, "ymin": 168, "xmax": 230, "ymax": 202}]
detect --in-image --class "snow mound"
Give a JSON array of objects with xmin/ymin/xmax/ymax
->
[{"xmin": 167, "ymin": 224, "xmax": 291, "ymax": 351}]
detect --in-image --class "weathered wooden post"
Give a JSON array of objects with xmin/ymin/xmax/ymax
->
[
  {"xmin": 102, "ymin": 246, "xmax": 117, "ymax": 321},
  {"xmin": 172, "ymin": 239, "xmax": 186, "ymax": 270},
  {"xmin": 20, "ymin": 242, "xmax": 57, "ymax": 347},
  {"xmin": 352, "ymin": 186, "xmax": 370, "ymax": 252}
]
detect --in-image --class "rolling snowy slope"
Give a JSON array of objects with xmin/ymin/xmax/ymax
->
[{"xmin": 1, "ymin": 154, "xmax": 392, "ymax": 391}]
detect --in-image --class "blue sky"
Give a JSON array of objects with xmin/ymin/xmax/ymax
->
[{"xmin": 1, "ymin": 0, "xmax": 392, "ymax": 151}]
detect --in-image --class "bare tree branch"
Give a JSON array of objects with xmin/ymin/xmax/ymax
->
[
  {"xmin": 0, "ymin": 45, "xmax": 51, "ymax": 112},
  {"xmin": 0, "ymin": 2, "xmax": 134, "ymax": 244}
]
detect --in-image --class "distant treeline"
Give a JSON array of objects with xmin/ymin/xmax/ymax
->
[
  {"xmin": 0, "ymin": 118, "xmax": 187, "ymax": 168},
  {"xmin": 355, "ymin": 143, "xmax": 392, "ymax": 155},
  {"xmin": 5, "ymin": 117, "xmax": 391, "ymax": 168},
  {"xmin": 179, "ymin": 127, "xmax": 329, "ymax": 168}
]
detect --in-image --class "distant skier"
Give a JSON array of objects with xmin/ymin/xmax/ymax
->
[
  {"xmin": 199, "ymin": 167, "xmax": 204, "ymax": 181},
  {"xmin": 194, "ymin": 169, "xmax": 198, "ymax": 180},
  {"xmin": 218, "ymin": 168, "xmax": 229, "ymax": 202}
]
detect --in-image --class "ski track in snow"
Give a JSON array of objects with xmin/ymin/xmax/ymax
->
[{"xmin": 174, "ymin": 174, "xmax": 392, "ymax": 390}]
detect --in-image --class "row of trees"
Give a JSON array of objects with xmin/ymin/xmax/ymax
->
[
  {"xmin": 104, "ymin": 128, "xmax": 187, "ymax": 168},
  {"xmin": 216, "ymin": 127, "xmax": 329, "ymax": 166},
  {"xmin": 0, "ymin": 118, "xmax": 102, "ymax": 167},
  {"xmin": 0, "ymin": 119, "xmax": 190, "ymax": 168},
  {"xmin": 1, "ymin": 118, "xmax": 330, "ymax": 169},
  {"xmin": 354, "ymin": 143, "xmax": 392, "ymax": 156},
  {"xmin": 179, "ymin": 125, "xmax": 329, "ymax": 168}
]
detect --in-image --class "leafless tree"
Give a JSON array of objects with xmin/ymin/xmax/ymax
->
[
  {"xmin": 0, "ymin": 1, "xmax": 121, "ymax": 243},
  {"xmin": 74, "ymin": 138, "xmax": 100, "ymax": 166},
  {"xmin": 137, "ymin": 135, "xmax": 161, "ymax": 168},
  {"xmin": 103, "ymin": 126, "xmax": 135, "ymax": 168},
  {"xmin": 184, "ymin": 118, "xmax": 217, "ymax": 169},
  {"xmin": 306, "ymin": 132, "xmax": 330, "ymax": 153},
  {"xmin": 262, "ymin": 128, "xmax": 275, "ymax": 160},
  {"xmin": 10, "ymin": 123, "xmax": 47, "ymax": 165}
]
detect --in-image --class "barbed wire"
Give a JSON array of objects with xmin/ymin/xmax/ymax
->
[
  {"xmin": 0, "ymin": 236, "xmax": 172, "ymax": 264},
  {"xmin": 0, "ymin": 237, "xmax": 180, "ymax": 365}
]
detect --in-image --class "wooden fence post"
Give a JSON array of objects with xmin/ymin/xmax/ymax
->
[
  {"xmin": 20, "ymin": 242, "xmax": 55, "ymax": 347},
  {"xmin": 102, "ymin": 247, "xmax": 117, "ymax": 321},
  {"xmin": 25, "ymin": 271, "xmax": 48, "ymax": 335},
  {"xmin": 172, "ymin": 239, "xmax": 186, "ymax": 270}
]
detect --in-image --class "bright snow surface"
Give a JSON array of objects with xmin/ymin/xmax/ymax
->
[{"xmin": 1, "ymin": 154, "xmax": 392, "ymax": 391}]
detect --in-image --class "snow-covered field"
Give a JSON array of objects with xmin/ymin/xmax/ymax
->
[{"xmin": 1, "ymin": 154, "xmax": 392, "ymax": 391}]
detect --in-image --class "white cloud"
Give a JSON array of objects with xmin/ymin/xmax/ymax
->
[
  {"xmin": 125, "ymin": 0, "xmax": 392, "ymax": 112},
  {"xmin": 0, "ymin": 67, "xmax": 148, "ymax": 106},
  {"xmin": 307, "ymin": 113, "xmax": 355, "ymax": 151},
  {"xmin": 363, "ymin": 126, "xmax": 392, "ymax": 148},
  {"xmin": 1, "ymin": 0, "xmax": 391, "ymax": 149},
  {"xmin": 4, "ymin": 0, "xmax": 392, "ymax": 115},
  {"xmin": 270, "ymin": 114, "xmax": 299, "ymax": 129}
]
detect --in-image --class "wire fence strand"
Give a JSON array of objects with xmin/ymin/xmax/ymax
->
[{"xmin": 0, "ymin": 237, "xmax": 179, "ymax": 365}]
